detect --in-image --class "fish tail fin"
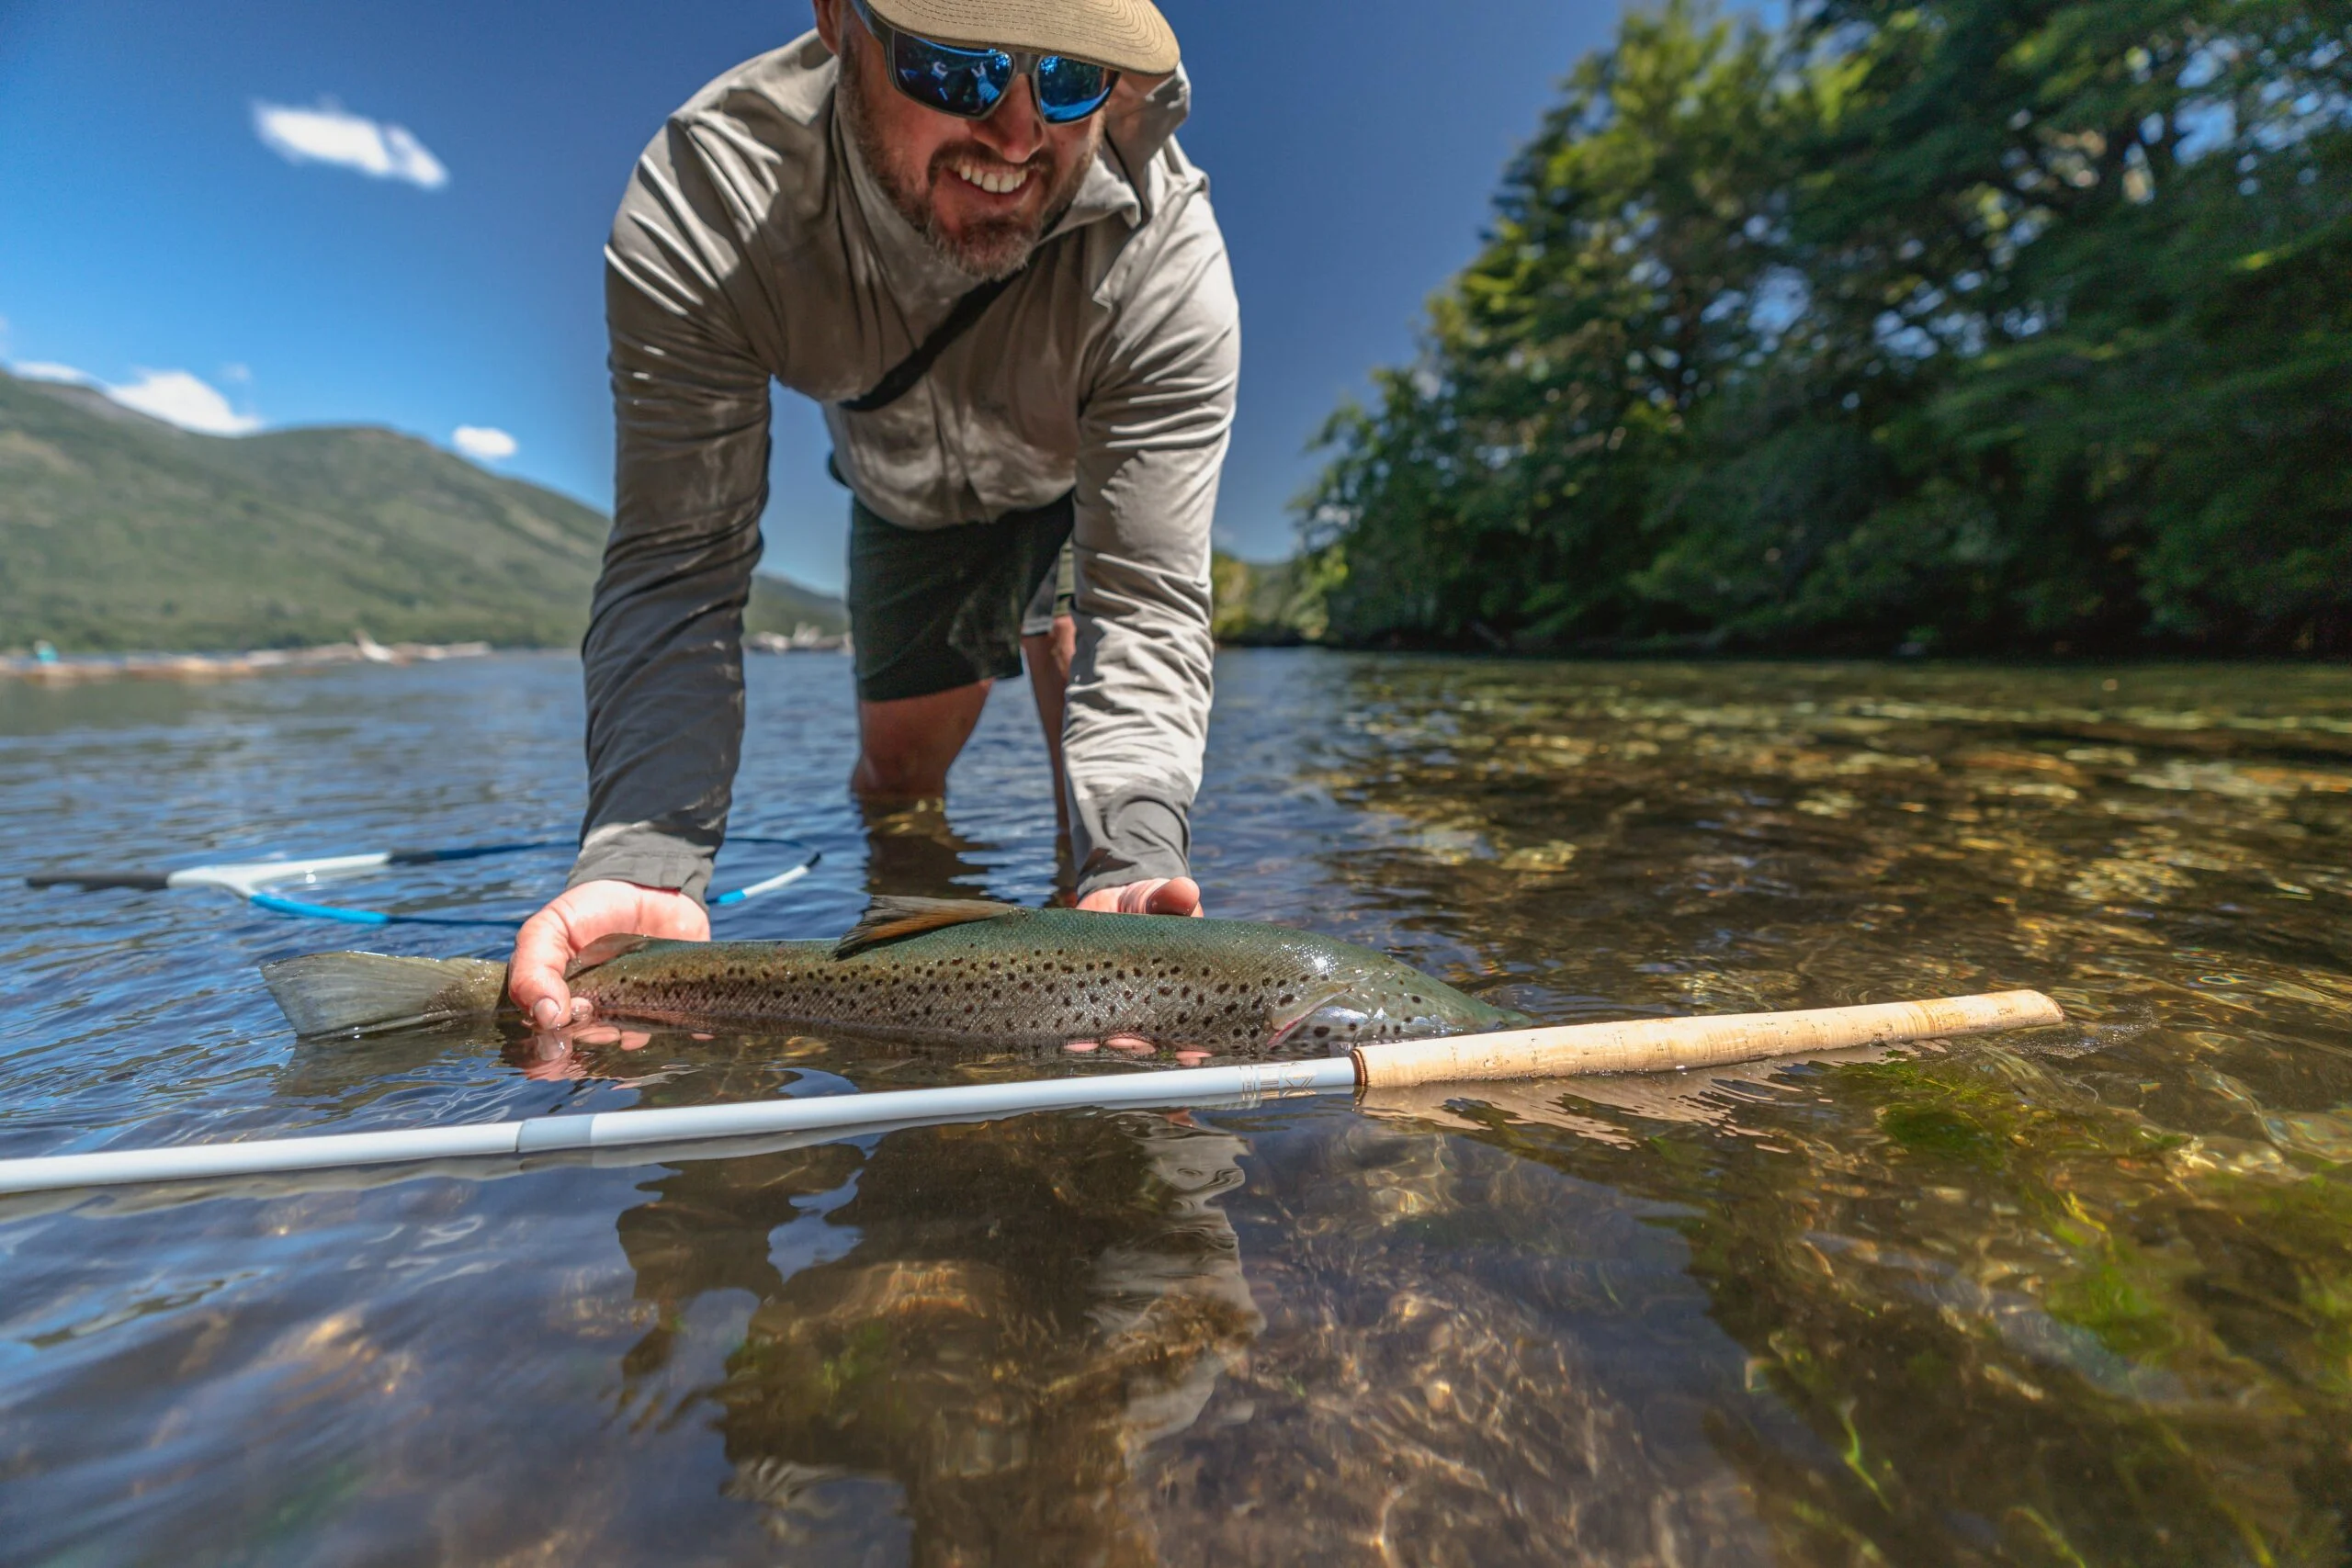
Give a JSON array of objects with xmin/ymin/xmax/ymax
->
[{"xmin": 260, "ymin": 952, "xmax": 509, "ymax": 1037}]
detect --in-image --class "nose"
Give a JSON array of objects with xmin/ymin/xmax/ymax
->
[{"xmin": 972, "ymin": 72, "xmax": 1046, "ymax": 164}]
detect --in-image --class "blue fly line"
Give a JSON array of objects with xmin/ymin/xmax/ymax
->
[{"xmin": 25, "ymin": 837, "xmax": 820, "ymax": 928}]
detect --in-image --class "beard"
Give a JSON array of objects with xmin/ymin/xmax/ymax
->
[{"xmin": 836, "ymin": 32, "xmax": 1100, "ymax": 281}]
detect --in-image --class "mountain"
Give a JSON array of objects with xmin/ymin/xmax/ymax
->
[{"xmin": 0, "ymin": 369, "xmax": 844, "ymax": 652}]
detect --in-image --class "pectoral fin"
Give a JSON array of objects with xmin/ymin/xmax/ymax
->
[{"xmin": 566, "ymin": 931, "xmax": 656, "ymax": 979}]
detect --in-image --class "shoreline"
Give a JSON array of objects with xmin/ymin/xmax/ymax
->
[{"xmin": 0, "ymin": 634, "xmax": 495, "ymax": 684}]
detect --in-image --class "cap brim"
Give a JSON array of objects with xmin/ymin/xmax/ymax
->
[{"xmin": 865, "ymin": 0, "xmax": 1179, "ymax": 75}]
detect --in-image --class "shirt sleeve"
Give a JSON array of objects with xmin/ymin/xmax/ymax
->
[
  {"xmin": 1064, "ymin": 185, "xmax": 1240, "ymax": 897},
  {"xmin": 569, "ymin": 121, "xmax": 776, "ymax": 905}
]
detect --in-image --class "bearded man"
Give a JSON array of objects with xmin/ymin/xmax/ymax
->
[{"xmin": 509, "ymin": 0, "xmax": 1236, "ymax": 1029}]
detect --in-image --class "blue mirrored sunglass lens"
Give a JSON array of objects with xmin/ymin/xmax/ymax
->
[
  {"xmin": 1035, "ymin": 56, "xmax": 1114, "ymax": 121},
  {"xmin": 891, "ymin": 34, "xmax": 1011, "ymax": 116}
]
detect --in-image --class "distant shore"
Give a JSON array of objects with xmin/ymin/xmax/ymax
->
[
  {"xmin": 0, "ymin": 633, "xmax": 493, "ymax": 684},
  {"xmin": 0, "ymin": 626, "xmax": 868, "ymax": 684}
]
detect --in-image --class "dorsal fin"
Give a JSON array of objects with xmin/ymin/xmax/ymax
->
[
  {"xmin": 835, "ymin": 896, "xmax": 1026, "ymax": 958},
  {"xmin": 566, "ymin": 931, "xmax": 655, "ymax": 979}
]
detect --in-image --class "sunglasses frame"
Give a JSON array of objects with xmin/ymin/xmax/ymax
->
[{"xmin": 844, "ymin": 0, "xmax": 1121, "ymax": 125}]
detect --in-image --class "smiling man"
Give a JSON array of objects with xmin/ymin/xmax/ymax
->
[{"xmin": 509, "ymin": 0, "xmax": 1238, "ymax": 1028}]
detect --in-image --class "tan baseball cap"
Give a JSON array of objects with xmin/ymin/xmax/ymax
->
[{"xmin": 865, "ymin": 0, "xmax": 1179, "ymax": 75}]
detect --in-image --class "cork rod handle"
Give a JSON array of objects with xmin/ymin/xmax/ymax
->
[{"xmin": 1351, "ymin": 990, "xmax": 2064, "ymax": 1089}]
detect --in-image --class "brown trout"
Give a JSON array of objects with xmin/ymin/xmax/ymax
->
[{"xmin": 263, "ymin": 896, "xmax": 1530, "ymax": 1051}]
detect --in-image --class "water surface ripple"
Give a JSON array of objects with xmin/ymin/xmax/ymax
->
[{"xmin": 1, "ymin": 651, "xmax": 2346, "ymax": 1564}]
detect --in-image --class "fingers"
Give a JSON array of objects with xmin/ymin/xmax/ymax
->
[
  {"xmin": 507, "ymin": 880, "xmax": 711, "ymax": 1029},
  {"xmin": 570, "ymin": 1024, "xmax": 651, "ymax": 1051},
  {"xmin": 1142, "ymin": 875, "xmax": 1204, "ymax": 917},
  {"xmin": 509, "ymin": 901, "xmax": 580, "ymax": 1031},
  {"xmin": 1073, "ymin": 875, "xmax": 1208, "ymax": 917}
]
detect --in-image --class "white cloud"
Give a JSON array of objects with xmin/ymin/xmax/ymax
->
[
  {"xmin": 7, "ymin": 355, "xmax": 260, "ymax": 435},
  {"xmin": 452, "ymin": 425, "xmax": 517, "ymax": 461},
  {"xmin": 104, "ymin": 369, "xmax": 262, "ymax": 435},
  {"xmin": 253, "ymin": 100, "xmax": 447, "ymax": 190},
  {"xmin": 10, "ymin": 360, "xmax": 98, "ymax": 386}
]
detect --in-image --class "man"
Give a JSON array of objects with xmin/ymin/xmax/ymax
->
[{"xmin": 510, "ymin": 0, "xmax": 1238, "ymax": 1030}]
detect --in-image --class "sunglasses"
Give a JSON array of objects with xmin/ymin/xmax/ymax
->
[{"xmin": 846, "ymin": 0, "xmax": 1120, "ymax": 125}]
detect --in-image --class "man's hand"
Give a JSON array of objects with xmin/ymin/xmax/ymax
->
[
  {"xmin": 509, "ymin": 879, "xmax": 709, "ymax": 1030},
  {"xmin": 1075, "ymin": 876, "xmax": 1205, "ymax": 917}
]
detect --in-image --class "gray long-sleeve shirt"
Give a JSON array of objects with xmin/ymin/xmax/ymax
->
[{"xmin": 571, "ymin": 33, "xmax": 1238, "ymax": 903}]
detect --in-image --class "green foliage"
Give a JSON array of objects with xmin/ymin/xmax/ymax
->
[
  {"xmin": 1209, "ymin": 547, "xmax": 1343, "ymax": 643},
  {"xmin": 1302, "ymin": 0, "xmax": 2352, "ymax": 654},
  {"xmin": 0, "ymin": 371, "xmax": 841, "ymax": 652},
  {"xmin": 745, "ymin": 576, "xmax": 851, "ymax": 641}
]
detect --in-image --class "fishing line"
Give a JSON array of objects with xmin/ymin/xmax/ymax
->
[{"xmin": 24, "ymin": 836, "xmax": 821, "ymax": 928}]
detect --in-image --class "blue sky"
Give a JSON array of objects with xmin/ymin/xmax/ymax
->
[{"xmin": 1, "ymin": 0, "xmax": 1628, "ymax": 589}]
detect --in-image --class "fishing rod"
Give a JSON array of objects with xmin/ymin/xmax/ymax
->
[
  {"xmin": 0, "ymin": 990, "xmax": 2064, "ymax": 1195},
  {"xmin": 23, "ymin": 837, "xmax": 821, "ymax": 928}
]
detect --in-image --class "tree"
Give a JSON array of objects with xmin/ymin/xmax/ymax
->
[
  {"xmin": 1305, "ymin": 0, "xmax": 1806, "ymax": 647},
  {"xmin": 1303, "ymin": 0, "xmax": 2352, "ymax": 655}
]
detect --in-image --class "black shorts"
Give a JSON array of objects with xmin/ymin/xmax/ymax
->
[{"xmin": 847, "ymin": 491, "xmax": 1075, "ymax": 703}]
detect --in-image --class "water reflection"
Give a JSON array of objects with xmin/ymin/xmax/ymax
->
[
  {"xmin": 673, "ymin": 1113, "xmax": 1256, "ymax": 1560},
  {"xmin": 858, "ymin": 796, "xmax": 1001, "ymax": 903},
  {"xmin": 5, "ymin": 654, "xmax": 2352, "ymax": 1563}
]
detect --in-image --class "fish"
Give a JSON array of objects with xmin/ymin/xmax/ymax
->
[{"xmin": 261, "ymin": 895, "xmax": 1531, "ymax": 1052}]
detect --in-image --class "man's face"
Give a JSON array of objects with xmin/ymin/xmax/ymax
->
[{"xmin": 817, "ymin": 0, "xmax": 1105, "ymax": 280}]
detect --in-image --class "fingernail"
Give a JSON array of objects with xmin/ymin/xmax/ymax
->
[{"xmin": 531, "ymin": 998, "xmax": 561, "ymax": 1029}]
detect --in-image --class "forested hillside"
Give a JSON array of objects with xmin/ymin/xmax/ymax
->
[
  {"xmin": 0, "ymin": 369, "xmax": 843, "ymax": 652},
  {"xmin": 1302, "ymin": 0, "xmax": 2351, "ymax": 655}
]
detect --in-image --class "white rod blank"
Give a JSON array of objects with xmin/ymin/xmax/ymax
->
[
  {"xmin": 0, "ymin": 1057, "xmax": 1359, "ymax": 1195},
  {"xmin": 0, "ymin": 990, "xmax": 2064, "ymax": 1197}
]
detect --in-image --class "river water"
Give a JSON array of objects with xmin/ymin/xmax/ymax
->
[{"xmin": 1, "ymin": 649, "xmax": 2347, "ymax": 1565}]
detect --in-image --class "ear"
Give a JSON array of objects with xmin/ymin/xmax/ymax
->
[
  {"xmin": 1103, "ymin": 70, "xmax": 1175, "ymax": 152},
  {"xmin": 813, "ymin": 0, "xmax": 844, "ymax": 56},
  {"xmin": 1112, "ymin": 72, "xmax": 1174, "ymax": 106}
]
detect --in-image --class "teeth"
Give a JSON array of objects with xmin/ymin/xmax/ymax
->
[{"xmin": 950, "ymin": 159, "xmax": 1030, "ymax": 196}]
